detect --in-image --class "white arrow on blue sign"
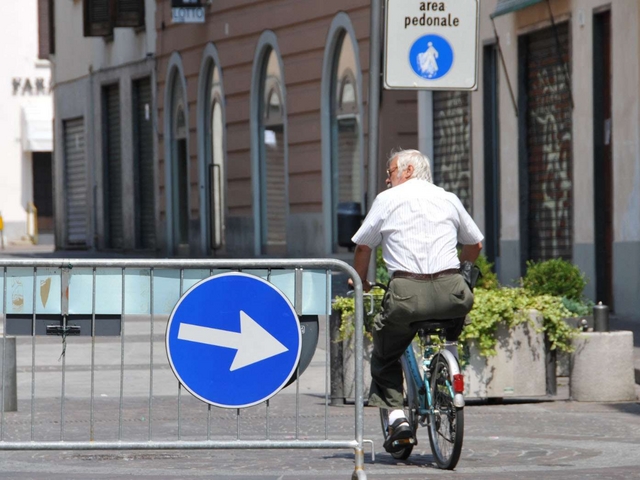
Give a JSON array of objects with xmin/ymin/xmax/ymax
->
[{"xmin": 165, "ymin": 272, "xmax": 302, "ymax": 408}]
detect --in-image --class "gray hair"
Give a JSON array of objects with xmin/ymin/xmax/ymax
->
[{"xmin": 388, "ymin": 149, "xmax": 433, "ymax": 183}]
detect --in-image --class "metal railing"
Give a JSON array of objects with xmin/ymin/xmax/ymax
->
[{"xmin": 0, "ymin": 258, "xmax": 369, "ymax": 480}]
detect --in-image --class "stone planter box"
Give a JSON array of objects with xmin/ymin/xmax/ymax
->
[
  {"xmin": 463, "ymin": 310, "xmax": 547, "ymax": 399},
  {"xmin": 342, "ymin": 334, "xmax": 373, "ymax": 404},
  {"xmin": 329, "ymin": 310, "xmax": 372, "ymax": 405},
  {"xmin": 557, "ymin": 315, "xmax": 593, "ymax": 377}
]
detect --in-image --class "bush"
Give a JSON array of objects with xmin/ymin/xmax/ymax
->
[
  {"xmin": 522, "ymin": 258, "xmax": 587, "ymax": 301},
  {"xmin": 375, "ymin": 247, "xmax": 389, "ymax": 285},
  {"xmin": 561, "ymin": 296, "xmax": 593, "ymax": 317},
  {"xmin": 333, "ymin": 248, "xmax": 388, "ymax": 341},
  {"xmin": 460, "ymin": 286, "xmax": 578, "ymax": 358},
  {"xmin": 332, "ymin": 286, "xmax": 383, "ymax": 341},
  {"xmin": 474, "ymin": 254, "xmax": 499, "ymax": 290}
]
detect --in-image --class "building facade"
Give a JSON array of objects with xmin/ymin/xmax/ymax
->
[
  {"xmin": 155, "ymin": 0, "xmax": 417, "ymax": 259},
  {"xmin": 50, "ymin": 0, "xmax": 158, "ymax": 252},
  {"xmin": 473, "ymin": 0, "xmax": 640, "ymax": 316},
  {"xmin": 0, "ymin": 0, "xmax": 53, "ymax": 245}
]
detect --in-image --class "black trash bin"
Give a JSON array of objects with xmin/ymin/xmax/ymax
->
[{"xmin": 337, "ymin": 202, "xmax": 363, "ymax": 248}]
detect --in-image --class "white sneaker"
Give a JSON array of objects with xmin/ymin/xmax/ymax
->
[{"xmin": 388, "ymin": 409, "xmax": 406, "ymax": 424}]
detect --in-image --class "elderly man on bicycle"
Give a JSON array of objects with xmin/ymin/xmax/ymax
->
[{"xmin": 350, "ymin": 149, "xmax": 483, "ymax": 452}]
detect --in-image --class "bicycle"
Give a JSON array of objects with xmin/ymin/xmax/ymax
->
[{"xmin": 368, "ymin": 283, "xmax": 466, "ymax": 470}]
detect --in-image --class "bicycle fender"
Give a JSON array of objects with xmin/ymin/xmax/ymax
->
[{"xmin": 439, "ymin": 349, "xmax": 462, "ymax": 376}]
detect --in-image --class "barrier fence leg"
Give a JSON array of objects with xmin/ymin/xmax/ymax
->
[{"xmin": 352, "ymin": 446, "xmax": 367, "ymax": 480}]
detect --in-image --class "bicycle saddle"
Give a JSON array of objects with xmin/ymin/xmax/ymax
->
[{"xmin": 410, "ymin": 318, "xmax": 461, "ymax": 333}]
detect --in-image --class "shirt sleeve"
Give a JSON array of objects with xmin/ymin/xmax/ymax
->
[
  {"xmin": 351, "ymin": 196, "xmax": 385, "ymax": 249},
  {"xmin": 450, "ymin": 194, "xmax": 484, "ymax": 245}
]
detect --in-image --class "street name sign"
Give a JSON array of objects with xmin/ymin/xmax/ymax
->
[
  {"xmin": 165, "ymin": 272, "xmax": 301, "ymax": 408},
  {"xmin": 384, "ymin": 0, "xmax": 479, "ymax": 90}
]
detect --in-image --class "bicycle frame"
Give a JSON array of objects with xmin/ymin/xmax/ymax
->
[{"xmin": 403, "ymin": 338, "xmax": 464, "ymax": 419}]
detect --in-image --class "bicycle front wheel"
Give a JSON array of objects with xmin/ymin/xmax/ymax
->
[{"xmin": 427, "ymin": 352, "xmax": 464, "ymax": 470}]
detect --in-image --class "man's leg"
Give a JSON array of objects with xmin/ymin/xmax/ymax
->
[
  {"xmin": 444, "ymin": 317, "xmax": 465, "ymax": 360},
  {"xmin": 368, "ymin": 323, "xmax": 415, "ymax": 408}
]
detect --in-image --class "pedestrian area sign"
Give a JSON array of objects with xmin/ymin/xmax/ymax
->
[
  {"xmin": 166, "ymin": 273, "xmax": 302, "ymax": 408},
  {"xmin": 384, "ymin": 0, "xmax": 479, "ymax": 90}
]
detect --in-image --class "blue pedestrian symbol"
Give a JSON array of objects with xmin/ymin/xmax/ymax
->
[
  {"xmin": 165, "ymin": 272, "xmax": 301, "ymax": 408},
  {"xmin": 409, "ymin": 34, "xmax": 454, "ymax": 80}
]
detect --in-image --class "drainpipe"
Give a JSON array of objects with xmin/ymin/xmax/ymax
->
[
  {"xmin": 367, "ymin": 0, "xmax": 382, "ymax": 280},
  {"xmin": 89, "ymin": 65, "xmax": 98, "ymax": 251}
]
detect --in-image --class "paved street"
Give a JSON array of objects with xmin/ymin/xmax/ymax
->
[{"xmin": 0, "ymin": 397, "xmax": 639, "ymax": 479}]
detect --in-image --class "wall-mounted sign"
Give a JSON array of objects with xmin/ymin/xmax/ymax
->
[
  {"xmin": 12, "ymin": 78, "xmax": 52, "ymax": 96},
  {"xmin": 384, "ymin": 0, "xmax": 479, "ymax": 90},
  {"xmin": 172, "ymin": 0, "xmax": 206, "ymax": 24}
]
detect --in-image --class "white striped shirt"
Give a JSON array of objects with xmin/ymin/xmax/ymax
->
[{"xmin": 352, "ymin": 179, "xmax": 484, "ymax": 275}]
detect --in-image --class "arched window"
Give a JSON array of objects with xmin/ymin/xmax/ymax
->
[
  {"xmin": 330, "ymin": 31, "xmax": 363, "ymax": 252},
  {"xmin": 205, "ymin": 64, "xmax": 225, "ymax": 251},
  {"xmin": 257, "ymin": 46, "xmax": 287, "ymax": 255},
  {"xmin": 197, "ymin": 45, "xmax": 227, "ymax": 256},
  {"xmin": 170, "ymin": 74, "xmax": 189, "ymax": 252}
]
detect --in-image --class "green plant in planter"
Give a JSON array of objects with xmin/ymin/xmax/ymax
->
[
  {"xmin": 333, "ymin": 247, "xmax": 388, "ymax": 341},
  {"xmin": 460, "ymin": 287, "xmax": 578, "ymax": 359},
  {"xmin": 332, "ymin": 286, "xmax": 384, "ymax": 342},
  {"xmin": 474, "ymin": 254, "xmax": 499, "ymax": 290},
  {"xmin": 561, "ymin": 296, "xmax": 594, "ymax": 317},
  {"xmin": 522, "ymin": 258, "xmax": 587, "ymax": 301}
]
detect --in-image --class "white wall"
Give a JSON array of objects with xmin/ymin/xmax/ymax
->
[
  {"xmin": 53, "ymin": 0, "xmax": 156, "ymax": 85},
  {"xmin": 51, "ymin": 0, "xmax": 156, "ymax": 250},
  {"xmin": 0, "ymin": 0, "xmax": 52, "ymax": 242}
]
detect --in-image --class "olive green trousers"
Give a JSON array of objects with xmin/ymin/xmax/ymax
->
[{"xmin": 368, "ymin": 273, "xmax": 473, "ymax": 408}]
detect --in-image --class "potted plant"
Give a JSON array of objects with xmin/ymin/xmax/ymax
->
[{"xmin": 460, "ymin": 257, "xmax": 587, "ymax": 398}]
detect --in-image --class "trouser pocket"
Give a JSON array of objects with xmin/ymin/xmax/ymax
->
[{"xmin": 447, "ymin": 276, "xmax": 474, "ymax": 317}]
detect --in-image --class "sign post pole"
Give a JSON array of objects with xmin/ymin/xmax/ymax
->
[{"xmin": 366, "ymin": 0, "xmax": 383, "ymax": 282}]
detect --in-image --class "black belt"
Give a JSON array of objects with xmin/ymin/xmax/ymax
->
[{"xmin": 392, "ymin": 268, "xmax": 459, "ymax": 281}]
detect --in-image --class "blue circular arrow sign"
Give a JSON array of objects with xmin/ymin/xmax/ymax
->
[{"xmin": 166, "ymin": 272, "xmax": 301, "ymax": 408}]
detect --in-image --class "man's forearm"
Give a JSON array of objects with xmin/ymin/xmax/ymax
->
[
  {"xmin": 353, "ymin": 244, "xmax": 372, "ymax": 284},
  {"xmin": 460, "ymin": 242, "xmax": 482, "ymax": 263}
]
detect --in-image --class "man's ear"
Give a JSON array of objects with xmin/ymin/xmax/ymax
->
[{"xmin": 405, "ymin": 164, "xmax": 414, "ymax": 178}]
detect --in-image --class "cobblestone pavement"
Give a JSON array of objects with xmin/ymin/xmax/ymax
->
[{"xmin": 0, "ymin": 395, "xmax": 638, "ymax": 479}]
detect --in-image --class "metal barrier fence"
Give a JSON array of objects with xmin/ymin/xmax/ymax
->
[{"xmin": 0, "ymin": 258, "xmax": 369, "ymax": 480}]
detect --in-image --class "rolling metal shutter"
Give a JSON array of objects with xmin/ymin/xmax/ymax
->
[
  {"xmin": 63, "ymin": 118, "xmax": 88, "ymax": 246},
  {"xmin": 432, "ymin": 91, "xmax": 472, "ymax": 212},
  {"xmin": 264, "ymin": 125, "xmax": 286, "ymax": 253},
  {"xmin": 336, "ymin": 118, "xmax": 360, "ymax": 204},
  {"xmin": 104, "ymin": 84, "xmax": 123, "ymax": 249},
  {"xmin": 133, "ymin": 78, "xmax": 156, "ymax": 250},
  {"xmin": 525, "ymin": 23, "xmax": 572, "ymax": 261}
]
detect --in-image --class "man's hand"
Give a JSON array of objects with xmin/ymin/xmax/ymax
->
[
  {"xmin": 459, "ymin": 261, "xmax": 480, "ymax": 291},
  {"xmin": 347, "ymin": 277, "xmax": 372, "ymax": 293},
  {"xmin": 460, "ymin": 242, "xmax": 482, "ymax": 264}
]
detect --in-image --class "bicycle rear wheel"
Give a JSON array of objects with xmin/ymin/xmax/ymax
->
[{"xmin": 427, "ymin": 352, "xmax": 464, "ymax": 470}]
